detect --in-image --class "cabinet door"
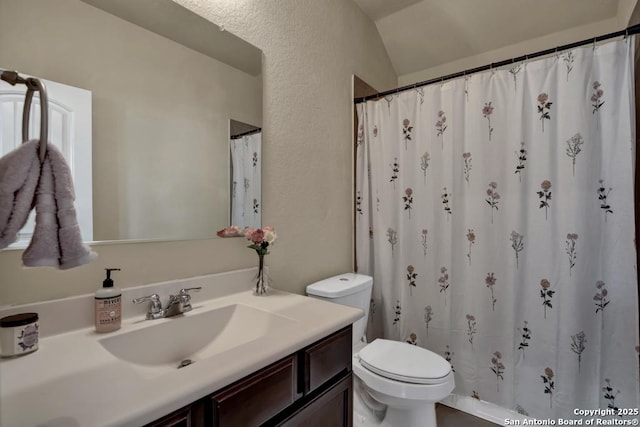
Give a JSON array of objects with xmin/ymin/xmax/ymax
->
[
  {"xmin": 277, "ymin": 374, "xmax": 352, "ymax": 427},
  {"xmin": 145, "ymin": 406, "xmax": 192, "ymax": 427},
  {"xmin": 211, "ymin": 355, "xmax": 297, "ymax": 426},
  {"xmin": 303, "ymin": 326, "xmax": 352, "ymax": 394}
]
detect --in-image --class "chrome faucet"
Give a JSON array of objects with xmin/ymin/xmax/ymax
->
[
  {"xmin": 133, "ymin": 287, "xmax": 202, "ymax": 319},
  {"xmin": 177, "ymin": 287, "xmax": 200, "ymax": 312},
  {"xmin": 132, "ymin": 293, "xmax": 163, "ymax": 320}
]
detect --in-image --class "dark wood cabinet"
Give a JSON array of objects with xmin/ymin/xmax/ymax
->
[
  {"xmin": 276, "ymin": 375, "xmax": 352, "ymax": 427},
  {"xmin": 144, "ymin": 326, "xmax": 353, "ymax": 427},
  {"xmin": 302, "ymin": 326, "xmax": 352, "ymax": 395},
  {"xmin": 211, "ymin": 355, "xmax": 298, "ymax": 426},
  {"xmin": 146, "ymin": 401, "xmax": 205, "ymax": 427}
]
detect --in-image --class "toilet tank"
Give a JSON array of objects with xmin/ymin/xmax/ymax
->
[{"xmin": 306, "ymin": 273, "xmax": 373, "ymax": 349}]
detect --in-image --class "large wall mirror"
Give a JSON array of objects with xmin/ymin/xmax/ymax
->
[{"xmin": 0, "ymin": 0, "xmax": 262, "ymax": 244}]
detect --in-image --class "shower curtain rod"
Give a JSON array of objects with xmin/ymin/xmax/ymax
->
[
  {"xmin": 230, "ymin": 127, "xmax": 262, "ymax": 139},
  {"xmin": 355, "ymin": 23, "xmax": 640, "ymax": 104}
]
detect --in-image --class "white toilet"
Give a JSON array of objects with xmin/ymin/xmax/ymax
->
[{"xmin": 306, "ymin": 273, "xmax": 454, "ymax": 427}]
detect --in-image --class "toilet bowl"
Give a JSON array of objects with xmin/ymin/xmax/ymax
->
[
  {"xmin": 306, "ymin": 274, "xmax": 455, "ymax": 427},
  {"xmin": 353, "ymin": 339, "xmax": 454, "ymax": 427}
]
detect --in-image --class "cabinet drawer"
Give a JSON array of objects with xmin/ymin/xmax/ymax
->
[
  {"xmin": 211, "ymin": 355, "xmax": 297, "ymax": 427},
  {"xmin": 277, "ymin": 374, "xmax": 352, "ymax": 427},
  {"xmin": 303, "ymin": 326, "xmax": 352, "ymax": 394},
  {"xmin": 144, "ymin": 404, "xmax": 199, "ymax": 427}
]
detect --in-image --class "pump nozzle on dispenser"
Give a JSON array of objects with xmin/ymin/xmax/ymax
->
[{"xmin": 103, "ymin": 268, "xmax": 121, "ymax": 287}]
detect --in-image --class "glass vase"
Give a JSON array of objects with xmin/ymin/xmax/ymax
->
[{"xmin": 255, "ymin": 253, "xmax": 269, "ymax": 295}]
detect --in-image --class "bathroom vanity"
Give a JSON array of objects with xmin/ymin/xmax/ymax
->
[
  {"xmin": 147, "ymin": 326, "xmax": 352, "ymax": 426},
  {"xmin": 0, "ymin": 269, "xmax": 362, "ymax": 427}
]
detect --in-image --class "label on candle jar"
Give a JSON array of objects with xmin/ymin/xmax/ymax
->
[
  {"xmin": 15, "ymin": 323, "xmax": 39, "ymax": 352},
  {"xmin": 0, "ymin": 314, "xmax": 39, "ymax": 357}
]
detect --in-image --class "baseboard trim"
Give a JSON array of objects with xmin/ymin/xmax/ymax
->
[{"xmin": 440, "ymin": 394, "xmax": 532, "ymax": 425}]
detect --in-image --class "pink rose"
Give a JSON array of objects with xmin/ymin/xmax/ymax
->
[
  {"xmin": 538, "ymin": 93, "xmax": 549, "ymax": 104},
  {"xmin": 251, "ymin": 229, "xmax": 265, "ymax": 244}
]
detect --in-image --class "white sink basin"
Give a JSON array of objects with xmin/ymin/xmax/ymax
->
[{"xmin": 99, "ymin": 304, "xmax": 295, "ymax": 372}]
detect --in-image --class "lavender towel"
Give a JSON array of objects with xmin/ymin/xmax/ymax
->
[
  {"xmin": 0, "ymin": 139, "xmax": 96, "ymax": 269},
  {"xmin": 0, "ymin": 140, "xmax": 41, "ymax": 248}
]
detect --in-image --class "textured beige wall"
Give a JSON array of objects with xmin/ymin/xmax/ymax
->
[{"xmin": 0, "ymin": 0, "xmax": 396, "ymax": 305}]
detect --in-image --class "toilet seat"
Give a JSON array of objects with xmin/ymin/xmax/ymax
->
[
  {"xmin": 358, "ymin": 339, "xmax": 451, "ymax": 384},
  {"xmin": 353, "ymin": 355, "xmax": 455, "ymax": 402}
]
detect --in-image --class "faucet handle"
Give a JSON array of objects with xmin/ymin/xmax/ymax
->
[
  {"xmin": 132, "ymin": 293, "xmax": 163, "ymax": 319},
  {"xmin": 178, "ymin": 287, "xmax": 202, "ymax": 312}
]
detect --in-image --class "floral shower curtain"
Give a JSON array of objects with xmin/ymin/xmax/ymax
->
[
  {"xmin": 230, "ymin": 132, "xmax": 262, "ymax": 228},
  {"xmin": 355, "ymin": 38, "xmax": 639, "ymax": 419}
]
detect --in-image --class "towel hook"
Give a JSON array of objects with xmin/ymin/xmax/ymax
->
[
  {"xmin": 1, "ymin": 70, "xmax": 48, "ymax": 162},
  {"xmin": 21, "ymin": 78, "xmax": 48, "ymax": 163}
]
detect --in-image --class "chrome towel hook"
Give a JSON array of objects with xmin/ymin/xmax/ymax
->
[
  {"xmin": 0, "ymin": 70, "xmax": 49, "ymax": 163},
  {"xmin": 22, "ymin": 78, "xmax": 48, "ymax": 162}
]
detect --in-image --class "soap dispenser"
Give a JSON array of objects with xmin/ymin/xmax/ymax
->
[{"xmin": 95, "ymin": 268, "xmax": 122, "ymax": 333}]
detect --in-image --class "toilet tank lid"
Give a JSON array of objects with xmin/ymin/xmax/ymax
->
[{"xmin": 306, "ymin": 273, "xmax": 373, "ymax": 298}]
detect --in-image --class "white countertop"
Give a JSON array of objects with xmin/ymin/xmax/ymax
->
[{"xmin": 0, "ymin": 270, "xmax": 363, "ymax": 427}]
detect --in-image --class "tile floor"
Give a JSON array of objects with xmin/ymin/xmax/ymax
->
[{"xmin": 436, "ymin": 404, "xmax": 499, "ymax": 427}]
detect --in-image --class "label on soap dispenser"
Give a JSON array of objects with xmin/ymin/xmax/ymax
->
[{"xmin": 95, "ymin": 296, "xmax": 121, "ymax": 332}]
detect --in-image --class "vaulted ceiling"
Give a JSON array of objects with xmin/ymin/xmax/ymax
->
[{"xmin": 353, "ymin": 0, "xmax": 634, "ymax": 78}]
